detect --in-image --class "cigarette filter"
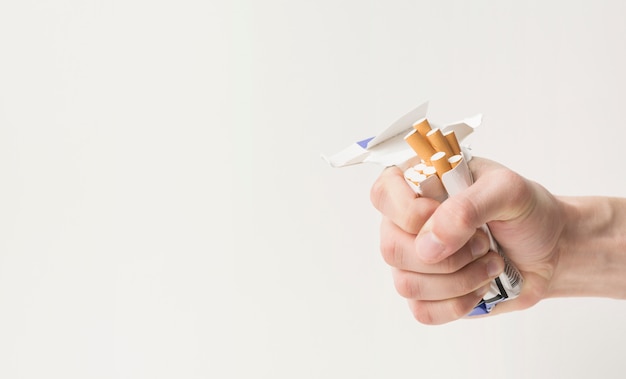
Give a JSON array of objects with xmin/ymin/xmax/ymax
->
[
  {"xmin": 412, "ymin": 118, "xmax": 432, "ymax": 137},
  {"xmin": 422, "ymin": 166, "xmax": 437, "ymax": 178},
  {"xmin": 403, "ymin": 169, "xmax": 423, "ymax": 195},
  {"xmin": 403, "ymin": 167, "xmax": 447, "ymax": 201},
  {"xmin": 426, "ymin": 128, "xmax": 455, "ymax": 159},
  {"xmin": 430, "ymin": 151, "xmax": 452, "ymax": 179},
  {"xmin": 440, "ymin": 155, "xmax": 473, "ymax": 197},
  {"xmin": 444, "ymin": 131, "xmax": 462, "ymax": 156},
  {"xmin": 404, "ymin": 168, "xmax": 425, "ymax": 185},
  {"xmin": 404, "ymin": 129, "xmax": 436, "ymax": 164},
  {"xmin": 413, "ymin": 162, "xmax": 428, "ymax": 173},
  {"xmin": 448, "ymin": 154, "xmax": 463, "ymax": 168}
]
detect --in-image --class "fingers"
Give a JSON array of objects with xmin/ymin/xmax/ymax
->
[
  {"xmin": 370, "ymin": 166, "xmax": 440, "ymax": 235},
  {"xmin": 380, "ymin": 217, "xmax": 491, "ymax": 274},
  {"xmin": 407, "ymin": 284, "xmax": 493, "ymax": 325},
  {"xmin": 380, "ymin": 215, "xmax": 505, "ymax": 325},
  {"xmin": 402, "ymin": 248, "xmax": 505, "ymax": 326},
  {"xmin": 371, "ymin": 157, "xmax": 535, "ymax": 324},
  {"xmin": 391, "ymin": 251, "xmax": 504, "ymax": 301},
  {"xmin": 414, "ymin": 157, "xmax": 533, "ymax": 263}
]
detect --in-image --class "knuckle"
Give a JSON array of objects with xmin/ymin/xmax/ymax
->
[
  {"xmin": 399, "ymin": 203, "xmax": 426, "ymax": 235},
  {"xmin": 409, "ymin": 299, "xmax": 471, "ymax": 325},
  {"xmin": 411, "ymin": 303, "xmax": 436, "ymax": 325},
  {"xmin": 399, "ymin": 210, "xmax": 418, "ymax": 235},
  {"xmin": 380, "ymin": 237, "xmax": 401, "ymax": 267},
  {"xmin": 369, "ymin": 175, "xmax": 388, "ymax": 211},
  {"xmin": 450, "ymin": 298, "xmax": 472, "ymax": 320},
  {"xmin": 455, "ymin": 272, "xmax": 477, "ymax": 294},
  {"xmin": 497, "ymin": 168, "xmax": 522, "ymax": 187},
  {"xmin": 440, "ymin": 254, "xmax": 460, "ymax": 274},
  {"xmin": 443, "ymin": 196, "xmax": 480, "ymax": 231},
  {"xmin": 395, "ymin": 273, "xmax": 420, "ymax": 299},
  {"xmin": 496, "ymin": 169, "xmax": 529, "ymax": 202}
]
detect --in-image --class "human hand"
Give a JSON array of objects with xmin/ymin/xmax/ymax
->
[{"xmin": 370, "ymin": 157, "xmax": 566, "ymax": 324}]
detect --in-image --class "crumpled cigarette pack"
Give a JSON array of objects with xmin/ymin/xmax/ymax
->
[{"xmin": 322, "ymin": 101, "xmax": 523, "ymax": 315}]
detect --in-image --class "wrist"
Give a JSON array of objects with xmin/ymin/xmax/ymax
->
[{"xmin": 548, "ymin": 196, "xmax": 626, "ymax": 299}]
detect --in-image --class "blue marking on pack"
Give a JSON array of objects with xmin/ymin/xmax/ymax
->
[
  {"xmin": 357, "ymin": 137, "xmax": 375, "ymax": 149},
  {"xmin": 468, "ymin": 303, "xmax": 489, "ymax": 316}
]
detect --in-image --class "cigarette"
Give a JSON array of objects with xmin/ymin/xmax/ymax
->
[
  {"xmin": 448, "ymin": 154, "xmax": 463, "ymax": 168},
  {"xmin": 413, "ymin": 162, "xmax": 428, "ymax": 173},
  {"xmin": 426, "ymin": 128, "xmax": 455, "ymax": 159},
  {"xmin": 404, "ymin": 129, "xmax": 436, "ymax": 164},
  {"xmin": 412, "ymin": 118, "xmax": 432, "ymax": 137},
  {"xmin": 403, "ymin": 168, "xmax": 424, "ymax": 195},
  {"xmin": 417, "ymin": 174, "xmax": 448, "ymax": 203},
  {"xmin": 444, "ymin": 131, "xmax": 462, "ymax": 156},
  {"xmin": 404, "ymin": 168, "xmax": 425, "ymax": 184},
  {"xmin": 422, "ymin": 165, "xmax": 437, "ymax": 178},
  {"xmin": 439, "ymin": 154, "xmax": 472, "ymax": 197},
  {"xmin": 430, "ymin": 151, "xmax": 452, "ymax": 179}
]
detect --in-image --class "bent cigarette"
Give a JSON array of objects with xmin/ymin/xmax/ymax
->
[
  {"xmin": 431, "ymin": 151, "xmax": 452, "ymax": 179},
  {"xmin": 418, "ymin": 175, "xmax": 448, "ymax": 203},
  {"xmin": 426, "ymin": 128, "xmax": 455, "ymax": 158},
  {"xmin": 444, "ymin": 131, "xmax": 462, "ymax": 156},
  {"xmin": 413, "ymin": 162, "xmax": 428, "ymax": 173},
  {"xmin": 412, "ymin": 118, "xmax": 432, "ymax": 137},
  {"xmin": 403, "ymin": 168, "xmax": 424, "ymax": 195},
  {"xmin": 440, "ymin": 154, "xmax": 472, "ymax": 197},
  {"xmin": 404, "ymin": 168, "xmax": 425, "ymax": 184},
  {"xmin": 404, "ymin": 129, "xmax": 436, "ymax": 164}
]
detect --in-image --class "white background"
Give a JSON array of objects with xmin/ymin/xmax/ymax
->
[{"xmin": 2, "ymin": 1, "xmax": 626, "ymax": 378}]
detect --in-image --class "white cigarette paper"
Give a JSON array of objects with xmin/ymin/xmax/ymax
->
[
  {"xmin": 418, "ymin": 175, "xmax": 448, "ymax": 203},
  {"xmin": 440, "ymin": 156, "xmax": 472, "ymax": 196}
]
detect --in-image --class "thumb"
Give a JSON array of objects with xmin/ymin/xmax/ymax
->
[{"xmin": 414, "ymin": 157, "xmax": 532, "ymax": 263}]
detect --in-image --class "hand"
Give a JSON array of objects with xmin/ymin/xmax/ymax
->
[{"xmin": 370, "ymin": 157, "xmax": 566, "ymax": 325}]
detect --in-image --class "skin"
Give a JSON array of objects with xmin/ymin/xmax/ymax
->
[{"xmin": 370, "ymin": 157, "xmax": 626, "ymax": 325}]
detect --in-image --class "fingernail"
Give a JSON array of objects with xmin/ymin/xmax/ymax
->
[
  {"xmin": 470, "ymin": 235, "xmax": 489, "ymax": 259},
  {"xmin": 487, "ymin": 259, "xmax": 503, "ymax": 278},
  {"xmin": 416, "ymin": 232, "xmax": 445, "ymax": 262}
]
